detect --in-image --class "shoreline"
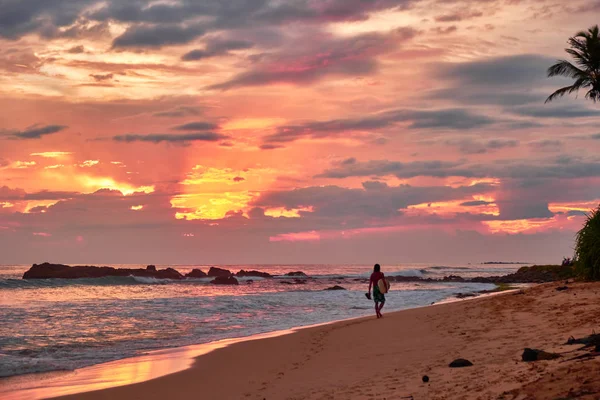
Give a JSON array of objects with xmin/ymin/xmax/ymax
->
[
  {"xmin": 49, "ymin": 281, "xmax": 600, "ymax": 399},
  {"xmin": 0, "ymin": 290, "xmax": 512, "ymax": 400},
  {"xmin": 0, "ymin": 289, "xmax": 526, "ymax": 400}
]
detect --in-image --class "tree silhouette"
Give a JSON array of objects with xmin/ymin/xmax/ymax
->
[{"xmin": 546, "ymin": 25, "xmax": 600, "ymax": 103}]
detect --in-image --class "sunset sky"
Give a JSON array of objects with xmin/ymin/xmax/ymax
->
[{"xmin": 1, "ymin": 0, "xmax": 599, "ymax": 265}]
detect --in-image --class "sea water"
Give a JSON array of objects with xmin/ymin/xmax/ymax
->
[{"xmin": 0, "ymin": 263, "xmax": 522, "ymax": 378}]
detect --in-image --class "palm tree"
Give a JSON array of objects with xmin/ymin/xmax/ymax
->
[
  {"xmin": 546, "ymin": 25, "xmax": 600, "ymax": 103},
  {"xmin": 574, "ymin": 205, "xmax": 600, "ymax": 280}
]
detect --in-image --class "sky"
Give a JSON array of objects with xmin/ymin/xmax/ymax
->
[{"xmin": 0, "ymin": 0, "xmax": 599, "ymax": 265}]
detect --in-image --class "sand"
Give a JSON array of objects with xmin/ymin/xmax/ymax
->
[{"xmin": 47, "ymin": 281, "xmax": 600, "ymax": 399}]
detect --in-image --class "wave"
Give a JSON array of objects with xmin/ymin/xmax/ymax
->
[{"xmin": 0, "ymin": 275, "xmax": 187, "ymax": 289}]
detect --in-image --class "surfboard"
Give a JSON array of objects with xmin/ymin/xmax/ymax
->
[{"xmin": 377, "ymin": 278, "xmax": 390, "ymax": 294}]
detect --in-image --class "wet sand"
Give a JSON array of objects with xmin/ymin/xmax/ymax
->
[{"xmin": 14, "ymin": 282, "xmax": 600, "ymax": 399}]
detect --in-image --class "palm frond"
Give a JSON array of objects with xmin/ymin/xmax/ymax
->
[
  {"xmin": 547, "ymin": 60, "xmax": 585, "ymax": 78},
  {"xmin": 545, "ymin": 84, "xmax": 580, "ymax": 103}
]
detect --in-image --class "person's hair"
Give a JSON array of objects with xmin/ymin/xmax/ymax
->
[{"xmin": 374, "ymin": 264, "xmax": 380, "ymax": 272}]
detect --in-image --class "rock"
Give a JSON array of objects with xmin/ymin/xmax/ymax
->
[
  {"xmin": 294, "ymin": 279, "xmax": 307, "ymax": 284},
  {"xmin": 556, "ymin": 286, "xmax": 568, "ymax": 291},
  {"xmin": 185, "ymin": 269, "xmax": 207, "ymax": 278},
  {"xmin": 522, "ymin": 348, "xmax": 560, "ymax": 362},
  {"xmin": 324, "ymin": 285, "xmax": 346, "ymax": 291},
  {"xmin": 455, "ymin": 292, "xmax": 477, "ymax": 299},
  {"xmin": 422, "ymin": 375, "xmax": 429, "ymax": 383},
  {"xmin": 247, "ymin": 280, "xmax": 254, "ymax": 284},
  {"xmin": 443, "ymin": 275, "xmax": 465, "ymax": 282},
  {"xmin": 207, "ymin": 267, "xmax": 232, "ymax": 278},
  {"xmin": 280, "ymin": 281, "xmax": 293, "ymax": 285},
  {"xmin": 449, "ymin": 359, "xmax": 473, "ymax": 368},
  {"xmin": 236, "ymin": 270, "xmax": 273, "ymax": 278},
  {"xmin": 210, "ymin": 276, "xmax": 239, "ymax": 285},
  {"xmin": 22, "ymin": 262, "xmax": 184, "ymax": 280},
  {"xmin": 146, "ymin": 265, "xmax": 156, "ymax": 271},
  {"xmin": 285, "ymin": 271, "xmax": 308, "ymax": 277}
]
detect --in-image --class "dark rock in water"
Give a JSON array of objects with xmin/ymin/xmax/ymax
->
[
  {"xmin": 146, "ymin": 265, "xmax": 156, "ymax": 271},
  {"xmin": 210, "ymin": 276, "xmax": 239, "ymax": 285},
  {"xmin": 324, "ymin": 285, "xmax": 346, "ymax": 291},
  {"xmin": 455, "ymin": 292, "xmax": 477, "ymax": 299},
  {"xmin": 247, "ymin": 280, "xmax": 254, "ymax": 284},
  {"xmin": 443, "ymin": 275, "xmax": 465, "ymax": 282},
  {"xmin": 236, "ymin": 270, "xmax": 273, "ymax": 278},
  {"xmin": 207, "ymin": 267, "xmax": 232, "ymax": 278},
  {"xmin": 556, "ymin": 286, "xmax": 568, "ymax": 291},
  {"xmin": 185, "ymin": 269, "xmax": 207, "ymax": 278},
  {"xmin": 449, "ymin": 359, "xmax": 473, "ymax": 368},
  {"xmin": 522, "ymin": 348, "xmax": 560, "ymax": 362},
  {"xmin": 422, "ymin": 375, "xmax": 429, "ymax": 383},
  {"xmin": 281, "ymin": 281, "xmax": 293, "ymax": 285},
  {"xmin": 22, "ymin": 262, "xmax": 184, "ymax": 280},
  {"xmin": 285, "ymin": 271, "xmax": 308, "ymax": 277},
  {"xmin": 294, "ymin": 279, "xmax": 307, "ymax": 284}
]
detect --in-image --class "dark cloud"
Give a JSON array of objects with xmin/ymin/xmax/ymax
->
[
  {"xmin": 5, "ymin": 124, "xmax": 67, "ymax": 140},
  {"xmin": 427, "ymin": 88, "xmax": 543, "ymax": 106},
  {"xmin": 460, "ymin": 200, "xmax": 493, "ymax": 207},
  {"xmin": 592, "ymin": 133, "xmax": 600, "ymax": 140},
  {"xmin": 264, "ymin": 107, "xmax": 496, "ymax": 144},
  {"xmin": 173, "ymin": 122, "xmax": 219, "ymax": 131},
  {"xmin": 182, "ymin": 38, "xmax": 254, "ymax": 61},
  {"xmin": 445, "ymin": 138, "xmax": 519, "ymax": 155},
  {"xmin": 441, "ymin": 54, "xmax": 556, "ymax": 87},
  {"xmin": 89, "ymin": 73, "xmax": 113, "ymax": 82},
  {"xmin": 259, "ymin": 144, "xmax": 285, "ymax": 150},
  {"xmin": 316, "ymin": 156, "xmax": 600, "ymax": 180},
  {"xmin": 153, "ymin": 106, "xmax": 203, "ymax": 118},
  {"xmin": 67, "ymin": 45, "xmax": 85, "ymax": 54},
  {"xmin": 112, "ymin": 23, "xmax": 205, "ymax": 48},
  {"xmin": 316, "ymin": 159, "xmax": 466, "ymax": 179},
  {"xmin": 113, "ymin": 132, "xmax": 228, "ymax": 143},
  {"xmin": 435, "ymin": 10, "xmax": 482, "ymax": 22},
  {"xmin": 0, "ymin": 186, "xmax": 78, "ymax": 202},
  {"xmin": 252, "ymin": 181, "xmax": 493, "ymax": 219},
  {"xmin": 233, "ymin": 176, "xmax": 245, "ymax": 182},
  {"xmin": 209, "ymin": 27, "xmax": 417, "ymax": 90},
  {"xmin": 527, "ymin": 140, "xmax": 563, "ymax": 152},
  {"xmin": 510, "ymin": 105, "xmax": 600, "ymax": 119}
]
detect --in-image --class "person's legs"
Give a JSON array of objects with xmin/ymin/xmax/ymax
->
[
  {"xmin": 378, "ymin": 301, "xmax": 385, "ymax": 317},
  {"xmin": 374, "ymin": 301, "xmax": 381, "ymax": 317}
]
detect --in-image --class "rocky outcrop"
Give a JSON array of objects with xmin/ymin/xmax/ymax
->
[
  {"xmin": 324, "ymin": 285, "xmax": 346, "ymax": 291},
  {"xmin": 146, "ymin": 265, "xmax": 157, "ymax": 271},
  {"xmin": 522, "ymin": 348, "xmax": 560, "ymax": 362},
  {"xmin": 185, "ymin": 269, "xmax": 208, "ymax": 278},
  {"xmin": 235, "ymin": 270, "xmax": 273, "ymax": 278},
  {"xmin": 449, "ymin": 359, "xmax": 473, "ymax": 368},
  {"xmin": 22, "ymin": 263, "xmax": 184, "ymax": 280},
  {"xmin": 207, "ymin": 267, "xmax": 232, "ymax": 277},
  {"xmin": 285, "ymin": 271, "xmax": 308, "ymax": 277},
  {"xmin": 210, "ymin": 276, "xmax": 239, "ymax": 285}
]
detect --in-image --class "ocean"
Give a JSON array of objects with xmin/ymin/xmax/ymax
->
[{"xmin": 0, "ymin": 263, "xmax": 523, "ymax": 379}]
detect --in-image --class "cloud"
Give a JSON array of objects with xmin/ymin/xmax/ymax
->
[
  {"xmin": 252, "ymin": 181, "xmax": 493, "ymax": 219},
  {"xmin": 316, "ymin": 159, "xmax": 466, "ymax": 179},
  {"xmin": 435, "ymin": 10, "xmax": 483, "ymax": 22},
  {"xmin": 264, "ymin": 107, "xmax": 496, "ymax": 144},
  {"xmin": 154, "ymin": 106, "xmax": 203, "ymax": 118},
  {"xmin": 112, "ymin": 23, "xmax": 205, "ymax": 48},
  {"xmin": 90, "ymin": 73, "xmax": 113, "ymax": 82},
  {"xmin": 112, "ymin": 132, "xmax": 228, "ymax": 143},
  {"xmin": 182, "ymin": 38, "xmax": 254, "ymax": 61},
  {"xmin": 445, "ymin": 138, "xmax": 519, "ymax": 155},
  {"xmin": 528, "ymin": 140, "xmax": 563, "ymax": 152},
  {"xmin": 461, "ymin": 200, "xmax": 494, "ymax": 207},
  {"xmin": 173, "ymin": 122, "xmax": 219, "ymax": 131},
  {"xmin": 5, "ymin": 124, "xmax": 67, "ymax": 140},
  {"xmin": 316, "ymin": 156, "xmax": 600, "ymax": 180},
  {"xmin": 67, "ymin": 45, "xmax": 85, "ymax": 54},
  {"xmin": 441, "ymin": 54, "xmax": 556, "ymax": 87},
  {"xmin": 259, "ymin": 144, "xmax": 285, "ymax": 150},
  {"xmin": 209, "ymin": 27, "xmax": 418, "ymax": 90},
  {"xmin": 510, "ymin": 105, "xmax": 600, "ymax": 119}
]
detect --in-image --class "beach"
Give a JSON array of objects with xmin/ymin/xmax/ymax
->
[{"xmin": 40, "ymin": 281, "xmax": 598, "ymax": 400}]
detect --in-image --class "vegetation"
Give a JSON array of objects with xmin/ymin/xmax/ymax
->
[
  {"xmin": 575, "ymin": 205, "xmax": 600, "ymax": 280},
  {"xmin": 546, "ymin": 25, "xmax": 600, "ymax": 103}
]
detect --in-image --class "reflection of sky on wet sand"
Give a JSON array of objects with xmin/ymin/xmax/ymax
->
[{"xmin": 0, "ymin": 330, "xmax": 292, "ymax": 400}]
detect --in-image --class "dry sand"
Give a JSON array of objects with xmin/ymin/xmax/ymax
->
[{"xmin": 54, "ymin": 282, "xmax": 600, "ymax": 400}]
